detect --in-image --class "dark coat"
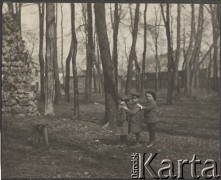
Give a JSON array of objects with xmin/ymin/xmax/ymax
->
[
  {"xmin": 126, "ymin": 103, "xmax": 143, "ymax": 133},
  {"xmin": 142, "ymin": 99, "xmax": 158, "ymax": 124},
  {"xmin": 114, "ymin": 107, "xmax": 128, "ymax": 136}
]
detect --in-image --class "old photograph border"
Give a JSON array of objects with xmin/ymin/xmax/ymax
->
[{"xmin": 1, "ymin": 0, "xmax": 221, "ymax": 179}]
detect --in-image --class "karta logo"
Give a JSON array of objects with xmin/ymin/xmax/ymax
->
[{"xmin": 131, "ymin": 153, "xmax": 220, "ymax": 179}]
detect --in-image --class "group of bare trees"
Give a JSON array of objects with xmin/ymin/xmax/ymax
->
[
  {"xmin": 39, "ymin": 3, "xmax": 79, "ymax": 116},
  {"xmin": 158, "ymin": 4, "xmax": 220, "ymax": 104},
  {"xmin": 5, "ymin": 3, "xmax": 220, "ymax": 127}
]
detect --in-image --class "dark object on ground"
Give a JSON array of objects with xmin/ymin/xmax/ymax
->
[{"xmin": 32, "ymin": 123, "xmax": 49, "ymax": 148}]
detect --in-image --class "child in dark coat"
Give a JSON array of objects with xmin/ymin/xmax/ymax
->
[
  {"xmin": 115, "ymin": 95, "xmax": 129, "ymax": 147},
  {"xmin": 123, "ymin": 92, "xmax": 143, "ymax": 146},
  {"xmin": 138, "ymin": 91, "xmax": 158, "ymax": 147}
]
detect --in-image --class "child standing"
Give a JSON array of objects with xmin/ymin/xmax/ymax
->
[
  {"xmin": 123, "ymin": 92, "xmax": 143, "ymax": 147},
  {"xmin": 115, "ymin": 95, "xmax": 129, "ymax": 147},
  {"xmin": 138, "ymin": 91, "xmax": 158, "ymax": 147}
]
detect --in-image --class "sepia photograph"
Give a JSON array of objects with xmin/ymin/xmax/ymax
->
[{"xmin": 1, "ymin": 1, "xmax": 220, "ymax": 179}]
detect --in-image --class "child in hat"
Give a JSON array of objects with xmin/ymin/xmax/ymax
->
[
  {"xmin": 115, "ymin": 95, "xmax": 129, "ymax": 147},
  {"xmin": 123, "ymin": 92, "xmax": 143, "ymax": 146},
  {"xmin": 137, "ymin": 91, "xmax": 158, "ymax": 147}
]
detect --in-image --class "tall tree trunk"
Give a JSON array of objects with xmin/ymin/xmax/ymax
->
[
  {"xmin": 184, "ymin": 4, "xmax": 195, "ymax": 95},
  {"xmin": 207, "ymin": 52, "xmax": 212, "ymax": 93},
  {"xmin": 141, "ymin": 3, "xmax": 147, "ymax": 94},
  {"xmin": 153, "ymin": 8, "xmax": 161, "ymax": 93},
  {"xmin": 189, "ymin": 4, "xmax": 204, "ymax": 94},
  {"xmin": 93, "ymin": 66, "xmax": 97, "ymax": 93},
  {"xmin": 127, "ymin": 4, "xmax": 141, "ymax": 93},
  {"xmin": 161, "ymin": 4, "xmax": 174, "ymax": 105},
  {"xmin": 93, "ymin": 30, "xmax": 98, "ymax": 93},
  {"xmin": 155, "ymin": 36, "xmax": 161, "ymax": 91},
  {"xmin": 65, "ymin": 41, "xmax": 73, "ymax": 102},
  {"xmin": 125, "ymin": 3, "xmax": 140, "ymax": 95},
  {"xmin": 54, "ymin": 4, "xmax": 61, "ymax": 104},
  {"xmin": 60, "ymin": 3, "xmax": 65, "ymax": 89},
  {"xmin": 173, "ymin": 4, "xmax": 181, "ymax": 96},
  {"xmin": 45, "ymin": 3, "xmax": 55, "ymax": 116},
  {"xmin": 38, "ymin": 3, "xmax": 45, "ymax": 102},
  {"xmin": 95, "ymin": 35, "xmax": 104, "ymax": 95},
  {"xmin": 210, "ymin": 4, "xmax": 219, "ymax": 92},
  {"xmin": 112, "ymin": 3, "xmax": 120, "ymax": 95},
  {"xmin": 15, "ymin": 3, "xmax": 22, "ymax": 36},
  {"xmin": 85, "ymin": 3, "xmax": 93, "ymax": 103},
  {"xmin": 71, "ymin": 3, "xmax": 79, "ymax": 117},
  {"xmin": 94, "ymin": 3, "xmax": 117, "ymax": 129}
]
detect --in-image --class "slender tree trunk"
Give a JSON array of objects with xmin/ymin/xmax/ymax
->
[
  {"xmin": 125, "ymin": 3, "xmax": 140, "ymax": 95},
  {"xmin": 141, "ymin": 3, "xmax": 147, "ymax": 94},
  {"xmin": 161, "ymin": 4, "xmax": 174, "ymax": 104},
  {"xmin": 38, "ymin": 3, "xmax": 45, "ymax": 102},
  {"xmin": 184, "ymin": 4, "xmax": 195, "ymax": 95},
  {"xmin": 153, "ymin": 8, "xmax": 161, "ymax": 93},
  {"xmin": 15, "ymin": 3, "xmax": 22, "ymax": 36},
  {"xmin": 207, "ymin": 52, "xmax": 212, "ymax": 93},
  {"xmin": 71, "ymin": 3, "xmax": 79, "ymax": 117},
  {"xmin": 112, "ymin": 3, "xmax": 120, "ymax": 95},
  {"xmin": 93, "ymin": 66, "xmax": 97, "ymax": 93},
  {"xmin": 93, "ymin": 30, "xmax": 98, "ymax": 93},
  {"xmin": 85, "ymin": 3, "xmax": 93, "ymax": 103},
  {"xmin": 134, "ymin": 52, "xmax": 141, "ymax": 92},
  {"xmin": 94, "ymin": 3, "xmax": 117, "ymax": 129},
  {"xmin": 60, "ymin": 4, "xmax": 65, "ymax": 89},
  {"xmin": 65, "ymin": 41, "xmax": 73, "ymax": 102},
  {"xmin": 45, "ymin": 3, "xmax": 55, "ymax": 116},
  {"xmin": 155, "ymin": 55, "xmax": 160, "ymax": 92},
  {"xmin": 189, "ymin": 4, "xmax": 204, "ymax": 94},
  {"xmin": 95, "ymin": 33, "xmax": 104, "ymax": 95},
  {"xmin": 127, "ymin": 5, "xmax": 141, "ymax": 93},
  {"xmin": 54, "ymin": 4, "xmax": 61, "ymax": 104},
  {"xmin": 210, "ymin": 4, "xmax": 219, "ymax": 92},
  {"xmin": 173, "ymin": 4, "xmax": 181, "ymax": 96}
]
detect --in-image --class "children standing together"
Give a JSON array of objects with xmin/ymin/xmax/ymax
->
[{"xmin": 115, "ymin": 91, "xmax": 158, "ymax": 148}]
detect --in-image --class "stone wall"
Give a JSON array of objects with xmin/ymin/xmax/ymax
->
[{"xmin": 2, "ymin": 13, "xmax": 39, "ymax": 116}]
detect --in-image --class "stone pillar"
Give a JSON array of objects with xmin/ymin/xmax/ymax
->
[{"xmin": 2, "ymin": 13, "xmax": 39, "ymax": 116}]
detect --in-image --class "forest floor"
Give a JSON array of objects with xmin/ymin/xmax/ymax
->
[{"xmin": 2, "ymin": 89, "xmax": 220, "ymax": 178}]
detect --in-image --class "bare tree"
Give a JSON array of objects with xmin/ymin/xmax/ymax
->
[
  {"xmin": 95, "ymin": 34, "xmax": 104, "ymax": 95},
  {"xmin": 149, "ymin": 7, "xmax": 162, "ymax": 92},
  {"xmin": 141, "ymin": 3, "xmax": 147, "ymax": 94},
  {"xmin": 210, "ymin": 4, "xmax": 220, "ymax": 92},
  {"xmin": 85, "ymin": 3, "xmax": 93, "ymax": 103},
  {"xmin": 184, "ymin": 4, "xmax": 195, "ymax": 95},
  {"xmin": 93, "ymin": 66, "xmax": 98, "ymax": 93},
  {"xmin": 15, "ymin": 3, "xmax": 22, "ymax": 35},
  {"xmin": 94, "ymin": 3, "xmax": 117, "ymax": 129},
  {"xmin": 54, "ymin": 4, "xmax": 61, "ymax": 104},
  {"xmin": 189, "ymin": 4, "xmax": 204, "ymax": 93},
  {"xmin": 71, "ymin": 3, "xmax": 79, "ymax": 117},
  {"xmin": 161, "ymin": 4, "xmax": 174, "ymax": 104},
  {"xmin": 112, "ymin": 3, "xmax": 120, "ymax": 95},
  {"xmin": 207, "ymin": 51, "xmax": 212, "ymax": 93},
  {"xmin": 45, "ymin": 3, "xmax": 55, "ymax": 116},
  {"xmin": 65, "ymin": 41, "xmax": 73, "ymax": 102},
  {"xmin": 60, "ymin": 3, "xmax": 65, "ymax": 88},
  {"xmin": 125, "ymin": 3, "xmax": 140, "ymax": 95},
  {"xmin": 38, "ymin": 3, "xmax": 45, "ymax": 101},
  {"xmin": 173, "ymin": 4, "xmax": 181, "ymax": 96}
]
